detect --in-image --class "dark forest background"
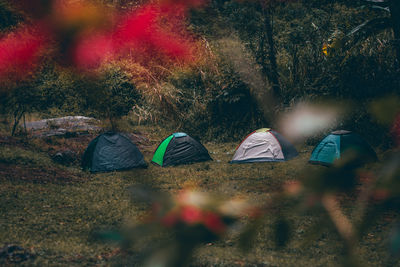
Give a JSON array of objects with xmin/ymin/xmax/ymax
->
[{"xmin": 1, "ymin": 0, "xmax": 399, "ymax": 143}]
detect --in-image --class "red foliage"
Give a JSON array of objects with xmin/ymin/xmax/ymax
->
[
  {"xmin": 74, "ymin": 32, "xmax": 113, "ymax": 69},
  {"xmin": 0, "ymin": 0, "xmax": 206, "ymax": 81},
  {"xmin": 0, "ymin": 24, "xmax": 47, "ymax": 82},
  {"xmin": 75, "ymin": 2, "xmax": 202, "ymax": 69}
]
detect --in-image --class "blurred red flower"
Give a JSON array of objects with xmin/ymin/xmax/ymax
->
[
  {"xmin": 180, "ymin": 205, "xmax": 204, "ymax": 224},
  {"xmin": 203, "ymin": 211, "xmax": 226, "ymax": 234}
]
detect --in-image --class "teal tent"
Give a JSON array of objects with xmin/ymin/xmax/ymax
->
[
  {"xmin": 309, "ymin": 130, "xmax": 377, "ymax": 166},
  {"xmin": 82, "ymin": 132, "xmax": 147, "ymax": 172}
]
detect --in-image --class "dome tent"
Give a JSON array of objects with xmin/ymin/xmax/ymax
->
[
  {"xmin": 82, "ymin": 132, "xmax": 147, "ymax": 173},
  {"xmin": 230, "ymin": 128, "xmax": 298, "ymax": 163},
  {"xmin": 152, "ymin": 132, "xmax": 212, "ymax": 167},
  {"xmin": 309, "ymin": 130, "xmax": 377, "ymax": 166}
]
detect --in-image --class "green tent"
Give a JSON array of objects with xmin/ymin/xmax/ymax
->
[
  {"xmin": 309, "ymin": 130, "xmax": 377, "ymax": 166},
  {"xmin": 152, "ymin": 132, "xmax": 212, "ymax": 167}
]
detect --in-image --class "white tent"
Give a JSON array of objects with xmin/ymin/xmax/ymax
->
[{"xmin": 230, "ymin": 128, "xmax": 298, "ymax": 163}]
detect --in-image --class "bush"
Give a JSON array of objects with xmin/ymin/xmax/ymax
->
[
  {"xmin": 0, "ymin": 64, "xmax": 89, "ymax": 135},
  {"xmin": 1, "ymin": 79, "xmax": 42, "ymax": 135},
  {"xmin": 35, "ymin": 66, "xmax": 85, "ymax": 117},
  {"xmin": 78, "ymin": 63, "xmax": 142, "ymax": 130},
  {"xmin": 165, "ymin": 57, "xmax": 265, "ymax": 141}
]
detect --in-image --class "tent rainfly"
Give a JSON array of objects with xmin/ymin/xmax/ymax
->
[
  {"xmin": 152, "ymin": 132, "xmax": 212, "ymax": 167},
  {"xmin": 82, "ymin": 132, "xmax": 147, "ymax": 173},
  {"xmin": 230, "ymin": 128, "xmax": 298, "ymax": 163},
  {"xmin": 309, "ymin": 130, "xmax": 377, "ymax": 166}
]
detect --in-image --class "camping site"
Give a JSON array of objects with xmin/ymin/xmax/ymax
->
[{"xmin": 0, "ymin": 0, "xmax": 399, "ymax": 266}]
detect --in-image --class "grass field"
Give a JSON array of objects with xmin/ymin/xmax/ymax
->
[{"xmin": 0, "ymin": 124, "xmax": 398, "ymax": 266}]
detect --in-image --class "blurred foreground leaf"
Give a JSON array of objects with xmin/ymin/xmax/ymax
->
[{"xmin": 370, "ymin": 95, "xmax": 400, "ymax": 126}]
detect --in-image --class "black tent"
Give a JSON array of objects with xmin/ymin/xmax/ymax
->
[
  {"xmin": 152, "ymin": 132, "xmax": 212, "ymax": 167},
  {"xmin": 82, "ymin": 132, "xmax": 147, "ymax": 173}
]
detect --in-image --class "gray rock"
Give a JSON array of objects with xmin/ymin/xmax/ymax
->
[{"xmin": 26, "ymin": 116, "xmax": 102, "ymax": 137}]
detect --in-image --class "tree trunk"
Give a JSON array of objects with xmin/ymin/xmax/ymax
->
[
  {"xmin": 390, "ymin": 0, "xmax": 400, "ymax": 65},
  {"xmin": 110, "ymin": 116, "xmax": 117, "ymax": 132},
  {"xmin": 11, "ymin": 110, "xmax": 24, "ymax": 136},
  {"xmin": 263, "ymin": 8, "xmax": 281, "ymax": 101},
  {"xmin": 291, "ymin": 44, "xmax": 298, "ymax": 84},
  {"xmin": 23, "ymin": 113, "xmax": 27, "ymax": 134}
]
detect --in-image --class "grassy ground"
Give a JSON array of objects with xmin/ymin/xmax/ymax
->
[{"xmin": 0, "ymin": 124, "xmax": 398, "ymax": 266}]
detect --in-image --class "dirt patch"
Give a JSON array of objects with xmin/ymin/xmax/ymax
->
[
  {"xmin": 41, "ymin": 135, "xmax": 95, "ymax": 162},
  {"xmin": 0, "ymin": 163, "xmax": 87, "ymax": 184}
]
